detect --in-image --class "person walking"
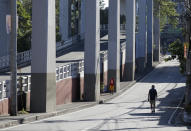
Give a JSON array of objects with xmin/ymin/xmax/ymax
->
[
  {"xmin": 148, "ymin": 85, "xmax": 157, "ymax": 113},
  {"xmin": 109, "ymin": 78, "xmax": 114, "ymax": 94}
]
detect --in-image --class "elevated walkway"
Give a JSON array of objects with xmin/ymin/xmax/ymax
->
[{"xmin": 0, "ymin": 33, "xmax": 126, "ymax": 81}]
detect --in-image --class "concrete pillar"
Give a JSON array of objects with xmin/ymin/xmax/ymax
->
[
  {"xmin": 137, "ymin": 0, "xmax": 147, "ymax": 73},
  {"xmin": 147, "ymin": 0, "xmax": 154, "ymax": 68},
  {"xmin": 124, "ymin": 0, "xmax": 136, "ymax": 81},
  {"xmin": 108, "ymin": 0, "xmax": 120, "ymax": 92},
  {"xmin": 31, "ymin": 0, "xmax": 56, "ymax": 113},
  {"xmin": 84, "ymin": 0, "xmax": 100, "ymax": 102},
  {"xmin": 80, "ymin": 0, "xmax": 85, "ymax": 39},
  {"xmin": 120, "ymin": 44, "xmax": 126, "ymax": 81},
  {"xmin": 59, "ymin": 0, "xmax": 69, "ymax": 41},
  {"xmin": 153, "ymin": 0, "xmax": 160, "ymax": 62}
]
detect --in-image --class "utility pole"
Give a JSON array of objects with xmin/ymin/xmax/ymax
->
[{"xmin": 10, "ymin": 0, "xmax": 17, "ymax": 116}]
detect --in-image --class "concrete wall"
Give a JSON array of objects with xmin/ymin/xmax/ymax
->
[
  {"xmin": 0, "ymin": 98, "xmax": 9, "ymax": 115},
  {"xmin": 56, "ymin": 72, "xmax": 85, "ymax": 105},
  {"xmin": 0, "ymin": 0, "xmax": 10, "ymax": 57},
  {"xmin": 56, "ymin": 77, "xmax": 81, "ymax": 105},
  {"xmin": 0, "ymin": 75, "xmax": 84, "ymax": 114}
]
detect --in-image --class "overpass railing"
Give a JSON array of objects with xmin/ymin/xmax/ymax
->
[
  {"xmin": 56, "ymin": 33, "xmax": 82, "ymax": 51},
  {"xmin": 0, "ymin": 24, "xmax": 126, "ymax": 70},
  {"xmin": 0, "ymin": 34, "xmax": 81, "ymax": 70}
]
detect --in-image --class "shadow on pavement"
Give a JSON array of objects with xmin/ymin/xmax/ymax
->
[
  {"xmin": 30, "ymin": 86, "xmax": 186, "ymax": 130},
  {"xmin": 129, "ymin": 86, "xmax": 185, "ymax": 127},
  {"xmin": 138, "ymin": 65, "xmax": 184, "ymax": 83}
]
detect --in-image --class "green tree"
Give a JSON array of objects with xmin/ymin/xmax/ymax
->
[
  {"xmin": 17, "ymin": 0, "xmax": 61, "ymax": 52},
  {"xmin": 17, "ymin": 0, "xmax": 32, "ymax": 52},
  {"xmin": 157, "ymin": 0, "xmax": 179, "ymax": 31},
  {"xmin": 56, "ymin": 0, "xmax": 61, "ymax": 41},
  {"xmin": 167, "ymin": 39, "xmax": 186, "ymax": 73}
]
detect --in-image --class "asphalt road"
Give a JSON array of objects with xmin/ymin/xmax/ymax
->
[{"xmin": 2, "ymin": 59, "xmax": 187, "ymax": 131}]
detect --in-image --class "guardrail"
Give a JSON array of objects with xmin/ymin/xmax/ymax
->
[
  {"xmin": 0, "ymin": 56, "xmax": 9, "ymax": 69},
  {"xmin": 0, "ymin": 24, "xmax": 126, "ymax": 70},
  {"xmin": 0, "ymin": 81, "xmax": 9, "ymax": 99},
  {"xmin": 0, "ymin": 75, "xmax": 31, "ymax": 101},
  {"xmin": 17, "ymin": 50, "xmax": 32, "ymax": 64},
  {"xmin": 0, "ymin": 34, "xmax": 81, "ymax": 70},
  {"xmin": 18, "ymin": 76, "xmax": 31, "ymax": 92},
  {"xmin": 56, "ymin": 60, "xmax": 84, "ymax": 82},
  {"xmin": 56, "ymin": 34, "xmax": 81, "ymax": 51}
]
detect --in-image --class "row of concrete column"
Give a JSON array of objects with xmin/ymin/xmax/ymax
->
[
  {"xmin": 30, "ymin": 0, "xmax": 160, "ymax": 112},
  {"xmin": 84, "ymin": 0, "xmax": 160, "ymax": 102}
]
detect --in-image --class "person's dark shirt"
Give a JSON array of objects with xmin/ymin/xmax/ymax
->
[{"xmin": 149, "ymin": 88, "xmax": 157, "ymax": 100}]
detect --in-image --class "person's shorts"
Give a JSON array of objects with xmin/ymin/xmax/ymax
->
[{"xmin": 150, "ymin": 100, "xmax": 155, "ymax": 105}]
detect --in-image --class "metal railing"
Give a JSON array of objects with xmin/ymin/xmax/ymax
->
[
  {"xmin": 0, "ymin": 34, "xmax": 81, "ymax": 70},
  {"xmin": 17, "ymin": 50, "xmax": 32, "ymax": 64},
  {"xmin": 0, "ymin": 56, "xmax": 9, "ymax": 69},
  {"xmin": 56, "ymin": 34, "xmax": 81, "ymax": 51},
  {"xmin": 0, "ymin": 24, "xmax": 126, "ymax": 70},
  {"xmin": 0, "ymin": 75, "xmax": 31, "ymax": 101},
  {"xmin": 56, "ymin": 60, "xmax": 84, "ymax": 82},
  {"xmin": 0, "ymin": 81, "xmax": 9, "ymax": 99}
]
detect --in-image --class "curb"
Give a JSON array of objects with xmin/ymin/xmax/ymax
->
[
  {"xmin": 0, "ymin": 102, "xmax": 97, "ymax": 129},
  {"xmin": 0, "ymin": 120, "xmax": 19, "ymax": 129}
]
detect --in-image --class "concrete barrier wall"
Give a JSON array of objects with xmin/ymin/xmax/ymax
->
[
  {"xmin": 56, "ymin": 76, "xmax": 82, "ymax": 105},
  {"xmin": 0, "ymin": 98, "xmax": 9, "ymax": 115}
]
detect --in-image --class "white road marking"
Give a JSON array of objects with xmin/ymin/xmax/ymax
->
[{"xmin": 168, "ymin": 95, "xmax": 184, "ymax": 125}]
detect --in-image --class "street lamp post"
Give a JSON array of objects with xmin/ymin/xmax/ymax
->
[{"xmin": 10, "ymin": 0, "xmax": 17, "ymax": 116}]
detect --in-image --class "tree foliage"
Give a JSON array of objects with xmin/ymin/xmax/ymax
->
[
  {"xmin": 17, "ymin": 0, "xmax": 62, "ymax": 52},
  {"xmin": 167, "ymin": 39, "xmax": 186, "ymax": 74},
  {"xmin": 56, "ymin": 0, "xmax": 61, "ymax": 41},
  {"xmin": 17, "ymin": 0, "xmax": 32, "ymax": 52},
  {"xmin": 157, "ymin": 0, "xmax": 179, "ymax": 31}
]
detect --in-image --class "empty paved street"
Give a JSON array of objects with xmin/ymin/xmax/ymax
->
[{"xmin": 2, "ymin": 59, "xmax": 187, "ymax": 131}]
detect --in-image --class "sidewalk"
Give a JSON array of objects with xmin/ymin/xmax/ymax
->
[
  {"xmin": 0, "ymin": 81, "xmax": 136, "ymax": 129},
  {"xmin": 0, "ymin": 61, "xmax": 160, "ymax": 129}
]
